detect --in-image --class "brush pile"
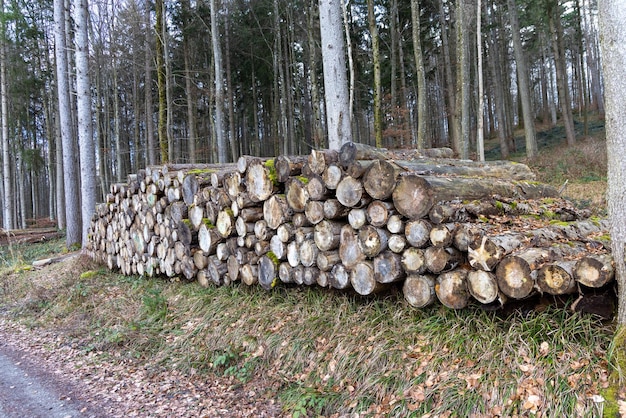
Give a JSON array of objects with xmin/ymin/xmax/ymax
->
[{"xmin": 86, "ymin": 142, "xmax": 615, "ymax": 315}]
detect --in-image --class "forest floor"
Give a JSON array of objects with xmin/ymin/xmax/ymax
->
[{"xmin": 0, "ymin": 115, "xmax": 625, "ymax": 417}]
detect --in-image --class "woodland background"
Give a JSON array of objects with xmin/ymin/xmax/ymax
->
[{"xmin": 0, "ymin": 0, "xmax": 603, "ymax": 245}]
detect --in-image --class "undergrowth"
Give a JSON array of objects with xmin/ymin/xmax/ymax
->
[{"xmin": 0, "ymin": 248, "xmax": 615, "ymax": 417}]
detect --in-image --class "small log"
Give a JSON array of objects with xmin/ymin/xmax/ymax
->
[
  {"xmin": 198, "ymin": 223, "xmax": 221, "ymax": 254},
  {"xmin": 239, "ymin": 207, "xmax": 264, "ymax": 223},
  {"xmin": 286, "ymin": 241, "xmax": 300, "ymax": 267},
  {"xmin": 363, "ymin": 159, "xmax": 398, "ymax": 200},
  {"xmin": 537, "ymin": 260, "xmax": 578, "ymax": 295},
  {"xmin": 373, "ymin": 251, "xmax": 405, "ymax": 283},
  {"xmin": 351, "ymin": 261, "xmax": 386, "ymax": 295},
  {"xmin": 317, "ymin": 251, "xmax": 341, "ymax": 272},
  {"xmin": 278, "ymin": 262, "xmax": 294, "ymax": 283},
  {"xmin": 336, "ymin": 176, "xmax": 365, "ymax": 208},
  {"xmin": 277, "ymin": 223, "xmax": 295, "ymax": 243},
  {"xmin": 574, "ymin": 254, "xmax": 614, "ymax": 288},
  {"xmin": 292, "ymin": 213, "xmax": 312, "ymax": 228},
  {"xmin": 188, "ymin": 204, "xmax": 205, "ymax": 230},
  {"xmin": 467, "ymin": 270, "xmax": 499, "ymax": 305},
  {"xmin": 292, "ymin": 265, "xmax": 305, "ymax": 285},
  {"xmin": 496, "ymin": 248, "xmax": 551, "ymax": 299},
  {"xmin": 401, "ymin": 247, "xmax": 427, "ymax": 274},
  {"xmin": 357, "ymin": 225, "xmax": 389, "ymax": 257},
  {"xmin": 193, "ymin": 249, "xmax": 209, "ymax": 270},
  {"xmin": 269, "ymin": 235, "xmax": 287, "ymax": 260},
  {"xmin": 305, "ymin": 201, "xmax": 325, "ymax": 225},
  {"xmin": 264, "ymin": 195, "xmax": 293, "ymax": 230},
  {"xmin": 258, "ymin": 254, "xmax": 279, "ymax": 290},
  {"xmin": 367, "ymin": 200, "xmax": 395, "ymax": 227},
  {"xmin": 285, "ymin": 177, "xmax": 309, "ymax": 212},
  {"xmin": 235, "ymin": 217, "xmax": 255, "ymax": 237},
  {"xmin": 216, "ymin": 209, "xmax": 235, "ymax": 238},
  {"xmin": 308, "ymin": 148, "xmax": 338, "ymax": 175},
  {"xmin": 227, "ymin": 254, "xmax": 240, "ymax": 282},
  {"xmin": 254, "ymin": 220, "xmax": 272, "ymax": 241},
  {"xmin": 330, "ymin": 263, "xmax": 350, "ymax": 289},
  {"xmin": 339, "ymin": 142, "xmax": 387, "ymax": 167},
  {"xmin": 403, "ymin": 274, "xmax": 437, "ymax": 308},
  {"xmin": 405, "ymin": 219, "xmax": 432, "ymax": 248},
  {"xmin": 348, "ymin": 208, "xmax": 367, "ymax": 230},
  {"xmin": 246, "ymin": 159, "xmax": 277, "ymax": 202},
  {"xmin": 275, "ymin": 155, "xmax": 308, "ymax": 183},
  {"xmin": 322, "ymin": 164, "xmax": 343, "ymax": 190},
  {"xmin": 424, "ymin": 247, "xmax": 463, "ymax": 274},
  {"xmin": 303, "ymin": 267, "xmax": 320, "ymax": 286},
  {"xmin": 339, "ymin": 224, "xmax": 366, "ymax": 269},
  {"xmin": 429, "ymin": 223, "xmax": 454, "ymax": 248},
  {"xmin": 452, "ymin": 224, "xmax": 473, "ymax": 252},
  {"xmin": 208, "ymin": 257, "xmax": 228, "ymax": 286},
  {"xmin": 436, "ymin": 269, "xmax": 470, "ymax": 309},
  {"xmin": 182, "ymin": 174, "xmax": 200, "ymax": 205},
  {"xmin": 306, "ymin": 175, "xmax": 329, "ymax": 201},
  {"xmin": 314, "ymin": 220, "xmax": 343, "ymax": 251},
  {"xmin": 317, "ymin": 270, "xmax": 329, "ymax": 287},
  {"xmin": 240, "ymin": 263, "xmax": 258, "ymax": 286},
  {"xmin": 467, "ymin": 233, "xmax": 526, "ymax": 272},
  {"xmin": 299, "ymin": 239, "xmax": 319, "ymax": 267},
  {"xmin": 388, "ymin": 234, "xmax": 407, "ymax": 253},
  {"xmin": 254, "ymin": 239, "xmax": 271, "ymax": 257},
  {"xmin": 323, "ymin": 199, "xmax": 350, "ymax": 220},
  {"xmin": 386, "ymin": 214, "xmax": 404, "ymax": 234},
  {"xmin": 294, "ymin": 226, "xmax": 314, "ymax": 244}
]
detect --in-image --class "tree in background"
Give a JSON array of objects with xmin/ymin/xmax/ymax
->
[
  {"xmin": 319, "ymin": 0, "xmax": 351, "ymax": 150},
  {"xmin": 73, "ymin": 0, "xmax": 96, "ymax": 247},
  {"xmin": 53, "ymin": 0, "xmax": 80, "ymax": 247},
  {"xmin": 0, "ymin": 0, "xmax": 13, "ymax": 230}
]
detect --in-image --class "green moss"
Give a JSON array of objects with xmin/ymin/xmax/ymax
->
[
  {"xmin": 80, "ymin": 270, "xmax": 99, "ymax": 279},
  {"xmin": 510, "ymin": 201, "xmax": 518, "ymax": 210},
  {"xmin": 182, "ymin": 219, "xmax": 192, "ymax": 228},
  {"xmin": 542, "ymin": 210, "xmax": 557, "ymax": 219},
  {"xmin": 202, "ymin": 218, "xmax": 215, "ymax": 229},
  {"xmin": 494, "ymin": 200, "xmax": 504, "ymax": 211},
  {"xmin": 296, "ymin": 176, "xmax": 310, "ymax": 184},
  {"xmin": 187, "ymin": 168, "xmax": 216, "ymax": 176},
  {"xmin": 541, "ymin": 198, "xmax": 556, "ymax": 205},
  {"xmin": 225, "ymin": 208, "xmax": 234, "ymax": 218},
  {"xmin": 266, "ymin": 251, "xmax": 280, "ymax": 266},
  {"xmin": 264, "ymin": 159, "xmax": 279, "ymax": 185},
  {"xmin": 549, "ymin": 220, "xmax": 571, "ymax": 227}
]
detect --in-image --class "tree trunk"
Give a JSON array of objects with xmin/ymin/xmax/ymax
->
[
  {"xmin": 210, "ymin": 0, "xmax": 227, "ymax": 163},
  {"xmin": 319, "ymin": 0, "xmax": 352, "ymax": 150},
  {"xmin": 74, "ymin": 0, "xmax": 96, "ymax": 248},
  {"xmin": 0, "ymin": 0, "xmax": 13, "ymax": 230}
]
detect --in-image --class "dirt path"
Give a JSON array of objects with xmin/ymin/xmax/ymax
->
[
  {"xmin": 0, "ymin": 342, "xmax": 98, "ymax": 418},
  {"xmin": 0, "ymin": 321, "xmax": 284, "ymax": 418}
]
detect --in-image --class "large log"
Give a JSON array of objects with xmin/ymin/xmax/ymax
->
[
  {"xmin": 574, "ymin": 254, "xmax": 614, "ymax": 288},
  {"xmin": 264, "ymin": 195, "xmax": 292, "ymax": 230},
  {"xmin": 258, "ymin": 255, "xmax": 279, "ymax": 290},
  {"xmin": 351, "ymin": 261, "xmax": 386, "ymax": 295},
  {"xmin": 392, "ymin": 174, "xmax": 559, "ymax": 220},
  {"xmin": 536, "ymin": 260, "xmax": 578, "ymax": 295},
  {"xmin": 246, "ymin": 159, "xmax": 277, "ymax": 202},
  {"xmin": 362, "ymin": 159, "xmax": 399, "ymax": 200},
  {"xmin": 373, "ymin": 251, "xmax": 405, "ymax": 284},
  {"xmin": 339, "ymin": 224, "xmax": 366, "ymax": 269},
  {"xmin": 285, "ymin": 177, "xmax": 309, "ymax": 212},
  {"xmin": 336, "ymin": 176, "xmax": 366, "ymax": 208}
]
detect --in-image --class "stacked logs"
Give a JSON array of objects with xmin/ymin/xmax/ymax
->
[{"xmin": 86, "ymin": 142, "xmax": 615, "ymax": 314}]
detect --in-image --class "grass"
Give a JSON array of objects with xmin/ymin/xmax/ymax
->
[
  {"xmin": 0, "ymin": 247, "xmax": 614, "ymax": 416},
  {"xmin": 0, "ymin": 113, "xmax": 618, "ymax": 416}
]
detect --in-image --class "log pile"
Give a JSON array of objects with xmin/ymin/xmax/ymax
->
[{"xmin": 86, "ymin": 143, "xmax": 615, "ymax": 316}]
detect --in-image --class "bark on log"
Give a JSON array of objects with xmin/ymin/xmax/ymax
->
[
  {"xmin": 403, "ymin": 274, "xmax": 437, "ymax": 308},
  {"xmin": 317, "ymin": 250, "xmax": 341, "ymax": 272},
  {"xmin": 323, "ymin": 199, "xmax": 350, "ymax": 220}
]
